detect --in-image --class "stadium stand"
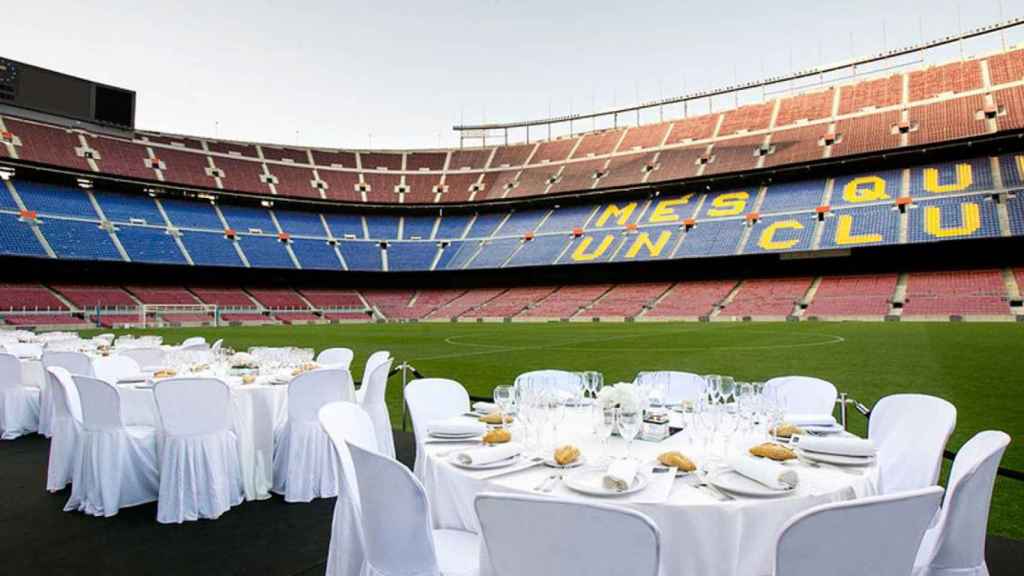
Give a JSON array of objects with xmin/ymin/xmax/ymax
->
[
  {"xmin": 425, "ymin": 287, "xmax": 506, "ymax": 319},
  {"xmin": 576, "ymin": 282, "xmax": 671, "ymax": 318},
  {"xmin": 718, "ymin": 277, "xmax": 813, "ymax": 318},
  {"xmin": 470, "ymin": 286, "xmax": 559, "ymax": 318},
  {"xmin": 803, "ymin": 274, "xmax": 898, "ymax": 318},
  {"xmin": 246, "ymin": 288, "xmax": 312, "ymax": 310},
  {"xmin": 644, "ymin": 280, "xmax": 738, "ymax": 318},
  {"xmin": 518, "ymin": 284, "xmax": 611, "ymax": 319},
  {"xmin": 53, "ymin": 284, "xmax": 136, "ymax": 309},
  {"xmin": 902, "ymin": 269, "xmax": 1011, "ymax": 318}
]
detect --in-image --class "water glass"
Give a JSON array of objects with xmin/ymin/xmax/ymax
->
[
  {"xmin": 592, "ymin": 404, "xmax": 615, "ymax": 463},
  {"xmin": 616, "ymin": 408, "xmax": 643, "ymax": 460},
  {"xmin": 493, "ymin": 385, "xmax": 514, "ymax": 427}
]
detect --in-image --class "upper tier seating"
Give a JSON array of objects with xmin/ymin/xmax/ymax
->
[{"xmin": 902, "ymin": 270, "xmax": 1010, "ymax": 317}]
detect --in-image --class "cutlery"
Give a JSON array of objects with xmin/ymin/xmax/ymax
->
[
  {"xmin": 698, "ymin": 482, "xmax": 735, "ymax": 501},
  {"xmin": 542, "ymin": 473, "xmax": 563, "ymax": 493},
  {"xmin": 477, "ymin": 457, "xmax": 545, "ymax": 480},
  {"xmin": 533, "ymin": 474, "xmax": 559, "ymax": 492}
]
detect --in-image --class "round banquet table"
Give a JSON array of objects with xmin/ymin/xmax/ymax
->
[
  {"xmin": 117, "ymin": 381, "xmax": 288, "ymax": 501},
  {"xmin": 419, "ymin": 410, "xmax": 879, "ymax": 576}
]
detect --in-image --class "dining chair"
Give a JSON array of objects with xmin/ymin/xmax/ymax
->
[
  {"xmin": 317, "ymin": 347, "xmax": 355, "ymax": 370},
  {"xmin": 273, "ymin": 368, "xmax": 352, "ymax": 502},
  {"xmin": 633, "ymin": 371, "xmax": 706, "ymax": 405},
  {"xmin": 475, "ymin": 493, "xmax": 661, "ymax": 576},
  {"xmin": 41, "ymin": 350, "xmax": 94, "ymax": 437},
  {"xmin": 347, "ymin": 441, "xmax": 480, "ymax": 576},
  {"xmin": 118, "ymin": 347, "xmax": 166, "ymax": 371},
  {"xmin": 210, "ymin": 339, "xmax": 224, "ymax": 355},
  {"xmin": 45, "ymin": 367, "xmax": 81, "ymax": 491},
  {"xmin": 3, "ymin": 342, "xmax": 43, "ymax": 359},
  {"xmin": 404, "ymin": 377, "xmax": 470, "ymax": 475},
  {"xmin": 319, "ymin": 402, "xmax": 378, "ymax": 576},
  {"xmin": 514, "ymin": 369, "xmax": 583, "ymax": 398},
  {"xmin": 357, "ymin": 350, "xmax": 391, "ymax": 401},
  {"xmin": 869, "ymin": 394, "xmax": 957, "ymax": 494},
  {"xmin": 359, "ymin": 357, "xmax": 395, "ymax": 458},
  {"xmin": 913, "ymin": 430, "xmax": 1011, "ymax": 576},
  {"xmin": 764, "ymin": 376, "xmax": 838, "ymax": 415},
  {"xmin": 0, "ymin": 352, "xmax": 40, "ymax": 440},
  {"xmin": 64, "ymin": 375, "xmax": 158, "ymax": 517},
  {"xmin": 92, "ymin": 355, "xmax": 142, "ymax": 385},
  {"xmin": 180, "ymin": 336, "xmax": 207, "ymax": 348},
  {"xmin": 775, "ymin": 486, "xmax": 944, "ymax": 576},
  {"xmin": 153, "ymin": 377, "xmax": 243, "ymax": 523}
]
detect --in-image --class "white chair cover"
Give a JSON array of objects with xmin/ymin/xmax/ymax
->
[
  {"xmin": 0, "ymin": 352, "xmax": 40, "ymax": 440},
  {"xmin": 404, "ymin": 378, "xmax": 470, "ymax": 476},
  {"xmin": 92, "ymin": 355, "xmax": 142, "ymax": 384},
  {"xmin": 870, "ymin": 394, "xmax": 957, "ymax": 494},
  {"xmin": 514, "ymin": 369, "xmax": 583, "ymax": 397},
  {"xmin": 764, "ymin": 376, "xmax": 838, "ymax": 415},
  {"xmin": 776, "ymin": 486, "xmax": 944, "ymax": 576},
  {"xmin": 356, "ymin": 350, "xmax": 391, "ymax": 403},
  {"xmin": 318, "ymin": 347, "xmax": 355, "ymax": 370},
  {"xmin": 40, "ymin": 351, "xmax": 95, "ymax": 437},
  {"xmin": 95, "ymin": 333, "xmax": 116, "ymax": 344},
  {"xmin": 272, "ymin": 368, "xmax": 351, "ymax": 502},
  {"xmin": 119, "ymin": 347, "xmax": 167, "ymax": 371},
  {"xmin": 913, "ymin": 431, "xmax": 1011, "ymax": 576},
  {"xmin": 179, "ymin": 342, "xmax": 210, "ymax": 352},
  {"xmin": 475, "ymin": 492, "xmax": 661, "ymax": 576},
  {"xmin": 46, "ymin": 367, "xmax": 82, "ymax": 491},
  {"xmin": 348, "ymin": 441, "xmax": 480, "ymax": 576},
  {"xmin": 153, "ymin": 377, "xmax": 244, "ymax": 523},
  {"xmin": 319, "ymin": 402, "xmax": 378, "ymax": 576},
  {"xmin": 359, "ymin": 358, "xmax": 395, "ymax": 458},
  {"xmin": 210, "ymin": 339, "xmax": 224, "ymax": 355},
  {"xmin": 3, "ymin": 342, "xmax": 43, "ymax": 359},
  {"xmin": 64, "ymin": 375, "xmax": 158, "ymax": 517},
  {"xmin": 181, "ymin": 336, "xmax": 207, "ymax": 347},
  {"xmin": 633, "ymin": 371, "xmax": 706, "ymax": 405}
]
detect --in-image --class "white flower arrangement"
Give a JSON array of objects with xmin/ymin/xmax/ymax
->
[
  {"xmin": 228, "ymin": 352, "xmax": 258, "ymax": 369},
  {"xmin": 597, "ymin": 382, "xmax": 641, "ymax": 412}
]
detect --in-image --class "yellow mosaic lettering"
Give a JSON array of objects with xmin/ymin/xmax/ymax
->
[
  {"xmin": 842, "ymin": 176, "xmax": 889, "ymax": 203},
  {"xmin": 625, "ymin": 231, "xmax": 672, "ymax": 258},
  {"xmin": 648, "ymin": 194, "xmax": 693, "ymax": 224},
  {"xmin": 706, "ymin": 192, "xmax": 748, "ymax": 217},
  {"xmin": 571, "ymin": 234, "xmax": 615, "ymax": 261},
  {"xmin": 924, "ymin": 203, "xmax": 980, "ymax": 238},
  {"xmin": 757, "ymin": 220, "xmax": 803, "ymax": 251},
  {"xmin": 594, "ymin": 203, "xmax": 637, "ymax": 227},
  {"xmin": 835, "ymin": 214, "xmax": 883, "ymax": 245},
  {"xmin": 923, "ymin": 164, "xmax": 973, "ymax": 194}
]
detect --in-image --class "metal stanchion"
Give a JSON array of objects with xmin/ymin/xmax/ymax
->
[{"xmin": 838, "ymin": 392, "xmax": 848, "ymax": 429}]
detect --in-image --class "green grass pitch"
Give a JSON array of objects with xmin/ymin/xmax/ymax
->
[{"xmin": 83, "ymin": 321, "xmax": 1024, "ymax": 539}]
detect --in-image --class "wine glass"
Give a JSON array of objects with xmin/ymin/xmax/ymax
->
[
  {"xmin": 717, "ymin": 376, "xmax": 736, "ymax": 406},
  {"xmin": 493, "ymin": 385, "xmax": 514, "ymax": 429},
  {"xmin": 592, "ymin": 403, "xmax": 615, "ymax": 464},
  {"xmin": 547, "ymin": 392, "xmax": 566, "ymax": 445},
  {"xmin": 616, "ymin": 407, "xmax": 643, "ymax": 460}
]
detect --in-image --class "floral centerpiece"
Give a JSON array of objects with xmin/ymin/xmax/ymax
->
[
  {"xmin": 597, "ymin": 383, "xmax": 641, "ymax": 412},
  {"xmin": 228, "ymin": 352, "xmax": 259, "ymax": 371}
]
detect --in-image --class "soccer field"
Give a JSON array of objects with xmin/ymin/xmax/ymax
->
[{"xmin": 84, "ymin": 321, "xmax": 1024, "ymax": 538}]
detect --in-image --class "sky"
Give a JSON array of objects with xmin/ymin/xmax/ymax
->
[{"xmin": 5, "ymin": 1, "xmax": 1024, "ymax": 149}]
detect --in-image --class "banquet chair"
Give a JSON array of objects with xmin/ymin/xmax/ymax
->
[
  {"xmin": 475, "ymin": 493, "xmax": 661, "ymax": 576},
  {"xmin": 763, "ymin": 376, "xmax": 838, "ymax": 415},
  {"xmin": 119, "ymin": 347, "xmax": 166, "ymax": 371},
  {"xmin": 181, "ymin": 336, "xmax": 207, "ymax": 348},
  {"xmin": 3, "ymin": 342, "xmax": 43, "ymax": 359},
  {"xmin": 514, "ymin": 369, "xmax": 583, "ymax": 398},
  {"xmin": 404, "ymin": 378, "xmax": 470, "ymax": 475},
  {"xmin": 179, "ymin": 342, "xmax": 210, "ymax": 352},
  {"xmin": 45, "ymin": 367, "xmax": 82, "ymax": 491},
  {"xmin": 64, "ymin": 375, "xmax": 158, "ymax": 517},
  {"xmin": 273, "ymin": 368, "xmax": 353, "ymax": 502},
  {"xmin": 913, "ymin": 430, "xmax": 1011, "ymax": 576},
  {"xmin": 92, "ymin": 355, "xmax": 142, "ymax": 385},
  {"xmin": 95, "ymin": 333, "xmax": 116, "ymax": 345},
  {"xmin": 40, "ymin": 351, "xmax": 94, "ymax": 436},
  {"xmin": 319, "ymin": 402, "xmax": 378, "ymax": 576},
  {"xmin": 347, "ymin": 441, "xmax": 480, "ymax": 576},
  {"xmin": 0, "ymin": 352, "xmax": 40, "ymax": 440},
  {"xmin": 357, "ymin": 350, "xmax": 391, "ymax": 401},
  {"xmin": 153, "ymin": 377, "xmax": 244, "ymax": 523},
  {"xmin": 317, "ymin": 347, "xmax": 354, "ymax": 370},
  {"xmin": 359, "ymin": 357, "xmax": 396, "ymax": 458},
  {"xmin": 210, "ymin": 339, "xmax": 224, "ymax": 355},
  {"xmin": 869, "ymin": 394, "xmax": 957, "ymax": 494},
  {"xmin": 775, "ymin": 486, "xmax": 944, "ymax": 576},
  {"xmin": 633, "ymin": 371, "xmax": 706, "ymax": 405}
]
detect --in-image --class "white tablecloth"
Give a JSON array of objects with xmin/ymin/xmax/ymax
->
[
  {"xmin": 420, "ymin": 411, "xmax": 879, "ymax": 576},
  {"xmin": 118, "ymin": 384, "xmax": 288, "ymax": 501}
]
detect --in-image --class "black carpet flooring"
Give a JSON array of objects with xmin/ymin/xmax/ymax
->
[{"xmin": 1, "ymin": 430, "xmax": 1020, "ymax": 575}]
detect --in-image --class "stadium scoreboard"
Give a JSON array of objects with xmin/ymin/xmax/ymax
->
[{"xmin": 0, "ymin": 57, "xmax": 135, "ymax": 129}]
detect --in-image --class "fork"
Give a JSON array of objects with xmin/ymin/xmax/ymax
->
[
  {"xmin": 533, "ymin": 474, "xmax": 559, "ymax": 492},
  {"xmin": 541, "ymin": 473, "xmax": 563, "ymax": 493}
]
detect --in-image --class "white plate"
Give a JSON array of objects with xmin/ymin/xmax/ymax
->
[
  {"xmin": 796, "ymin": 448, "xmax": 875, "ymax": 466},
  {"xmin": 448, "ymin": 454, "xmax": 519, "ymax": 470},
  {"xmin": 564, "ymin": 468, "xmax": 650, "ymax": 497},
  {"xmin": 706, "ymin": 470, "xmax": 795, "ymax": 498},
  {"xmin": 429, "ymin": 431, "xmax": 482, "ymax": 439},
  {"xmin": 802, "ymin": 424, "xmax": 846, "ymax": 435},
  {"xmin": 544, "ymin": 455, "xmax": 586, "ymax": 469}
]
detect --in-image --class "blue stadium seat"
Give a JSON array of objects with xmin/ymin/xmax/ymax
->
[
  {"xmin": 745, "ymin": 213, "xmax": 817, "ymax": 254},
  {"xmin": 339, "ymin": 241, "xmax": 382, "ymax": 271},
  {"xmin": 401, "ymin": 215, "xmax": 436, "ymax": 240},
  {"xmin": 908, "ymin": 157, "xmax": 992, "ymax": 197},
  {"xmin": 538, "ymin": 204, "xmax": 596, "ymax": 233},
  {"xmin": 463, "ymin": 212, "xmax": 505, "ymax": 239},
  {"xmin": 434, "ymin": 214, "xmax": 472, "ymax": 239},
  {"xmin": 466, "ymin": 238, "xmax": 521, "ymax": 268},
  {"xmin": 1006, "ymin": 194, "xmax": 1024, "ymax": 235},
  {"xmin": 275, "ymin": 209, "xmax": 329, "ymax": 237},
  {"xmin": 434, "ymin": 241, "xmax": 464, "ymax": 269},
  {"xmin": 0, "ymin": 213, "xmax": 47, "ymax": 257},
  {"xmin": 610, "ymin": 225, "xmax": 682, "ymax": 261},
  {"xmin": 325, "ymin": 213, "xmax": 366, "ymax": 239},
  {"xmin": 15, "ymin": 181, "xmax": 98, "ymax": 219},
  {"xmin": 695, "ymin": 190, "xmax": 755, "ymax": 220},
  {"xmin": 496, "ymin": 209, "xmax": 548, "ymax": 237},
  {"xmin": 999, "ymin": 153, "xmax": 1024, "ymax": 189},
  {"xmin": 41, "ymin": 218, "xmax": 122, "ymax": 261},
  {"xmin": 161, "ymin": 198, "xmax": 225, "ymax": 230},
  {"xmin": 0, "ymin": 186, "xmax": 22, "ymax": 211},
  {"xmin": 387, "ymin": 242, "xmax": 438, "ymax": 271},
  {"xmin": 506, "ymin": 234, "xmax": 568, "ymax": 267},
  {"xmin": 561, "ymin": 231, "xmax": 621, "ymax": 264},
  {"xmin": 907, "ymin": 194, "xmax": 1000, "ymax": 243},
  {"xmin": 220, "ymin": 205, "xmax": 277, "ymax": 233},
  {"xmin": 116, "ymin": 225, "xmax": 187, "ymax": 265},
  {"xmin": 676, "ymin": 219, "xmax": 745, "ymax": 258},
  {"xmin": 758, "ymin": 180, "xmax": 827, "ymax": 214},
  {"xmin": 443, "ymin": 240, "xmax": 484, "ymax": 269},
  {"xmin": 831, "ymin": 169, "xmax": 903, "ymax": 207},
  {"xmin": 237, "ymin": 235, "xmax": 295, "ymax": 268},
  {"xmin": 820, "ymin": 204, "xmax": 901, "ymax": 248},
  {"xmin": 180, "ymin": 231, "xmax": 245, "ymax": 267},
  {"xmin": 365, "ymin": 215, "xmax": 400, "ymax": 239},
  {"xmin": 290, "ymin": 238, "xmax": 342, "ymax": 270},
  {"xmin": 93, "ymin": 190, "xmax": 165, "ymax": 224}
]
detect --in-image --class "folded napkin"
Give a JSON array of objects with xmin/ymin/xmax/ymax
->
[
  {"xmin": 727, "ymin": 453, "xmax": 799, "ymax": 490},
  {"xmin": 603, "ymin": 459, "xmax": 640, "ymax": 492},
  {"xmin": 473, "ymin": 401, "xmax": 499, "ymax": 414},
  {"xmin": 426, "ymin": 418, "xmax": 487, "ymax": 437},
  {"xmin": 790, "ymin": 435, "xmax": 876, "ymax": 457},
  {"xmin": 116, "ymin": 373, "xmax": 149, "ymax": 384},
  {"xmin": 454, "ymin": 442, "xmax": 522, "ymax": 466},
  {"xmin": 784, "ymin": 413, "xmax": 837, "ymax": 427}
]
